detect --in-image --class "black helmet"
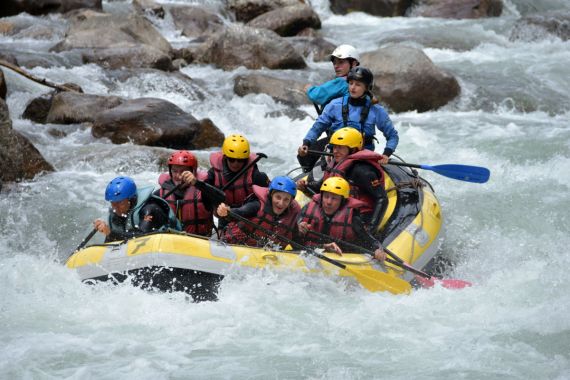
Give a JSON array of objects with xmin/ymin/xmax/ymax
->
[{"xmin": 347, "ymin": 67, "xmax": 374, "ymax": 91}]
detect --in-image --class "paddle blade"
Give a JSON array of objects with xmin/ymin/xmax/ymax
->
[
  {"xmin": 414, "ymin": 275, "xmax": 472, "ymax": 289},
  {"xmin": 344, "ymin": 266, "xmax": 412, "ymax": 295},
  {"xmin": 424, "ymin": 164, "xmax": 490, "ymax": 183}
]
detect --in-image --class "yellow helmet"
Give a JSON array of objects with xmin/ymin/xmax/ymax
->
[
  {"xmin": 330, "ymin": 127, "xmax": 363, "ymax": 149},
  {"xmin": 222, "ymin": 134, "xmax": 250, "ymax": 159},
  {"xmin": 320, "ymin": 177, "xmax": 350, "ymax": 199}
]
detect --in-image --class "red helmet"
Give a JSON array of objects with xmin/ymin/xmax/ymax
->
[{"xmin": 168, "ymin": 150, "xmax": 197, "ymax": 173}]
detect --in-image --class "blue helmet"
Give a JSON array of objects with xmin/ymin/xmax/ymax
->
[
  {"xmin": 269, "ymin": 176, "xmax": 297, "ymax": 197},
  {"xmin": 105, "ymin": 176, "xmax": 137, "ymax": 202}
]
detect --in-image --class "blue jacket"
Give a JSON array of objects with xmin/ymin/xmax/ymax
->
[
  {"xmin": 306, "ymin": 77, "xmax": 349, "ymax": 107},
  {"xmin": 303, "ymin": 96, "xmax": 399, "ymax": 154}
]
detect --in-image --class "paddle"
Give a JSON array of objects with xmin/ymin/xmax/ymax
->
[
  {"xmin": 68, "ymin": 228, "xmax": 98, "ymax": 259},
  {"xmin": 303, "ymin": 229, "xmax": 471, "ymax": 289},
  {"xmin": 221, "ymin": 152, "xmax": 268, "ymax": 191},
  {"xmin": 225, "ymin": 210, "xmax": 412, "ymax": 294},
  {"xmin": 387, "ymin": 161, "xmax": 490, "ymax": 184},
  {"xmin": 161, "ymin": 152, "xmax": 267, "ymax": 203},
  {"xmin": 305, "ymin": 150, "xmax": 490, "ymax": 183}
]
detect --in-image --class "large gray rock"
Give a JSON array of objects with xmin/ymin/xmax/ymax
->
[
  {"xmin": 169, "ymin": 5, "xmax": 225, "ymax": 39},
  {"xmin": 287, "ymin": 36, "xmax": 336, "ymax": 61},
  {"xmin": 196, "ymin": 25, "xmax": 306, "ymax": 70},
  {"xmin": 47, "ymin": 92, "xmax": 124, "ymax": 124},
  {"xmin": 330, "ymin": 0, "xmax": 412, "ymax": 17},
  {"xmin": 22, "ymin": 92, "xmax": 55, "ymax": 123},
  {"xmin": 361, "ymin": 45, "xmax": 460, "ymax": 113},
  {"xmin": 408, "ymin": 0, "xmax": 502, "ymax": 18},
  {"xmin": 132, "ymin": 0, "xmax": 165, "ymax": 18},
  {"xmin": 1, "ymin": 0, "xmax": 101, "ymax": 17},
  {"xmin": 0, "ymin": 99, "xmax": 54, "ymax": 183},
  {"xmin": 91, "ymin": 98, "xmax": 224, "ymax": 149},
  {"xmin": 51, "ymin": 10, "xmax": 173, "ymax": 69},
  {"xmin": 227, "ymin": 0, "xmax": 302, "ymax": 22},
  {"xmin": 510, "ymin": 11, "xmax": 570, "ymax": 41},
  {"xmin": 234, "ymin": 73, "xmax": 308, "ymax": 106},
  {"xmin": 80, "ymin": 46, "xmax": 173, "ymax": 71},
  {"xmin": 246, "ymin": 4, "xmax": 320, "ymax": 37}
]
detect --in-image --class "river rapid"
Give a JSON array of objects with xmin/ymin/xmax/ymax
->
[{"xmin": 1, "ymin": 0, "xmax": 570, "ymax": 378}]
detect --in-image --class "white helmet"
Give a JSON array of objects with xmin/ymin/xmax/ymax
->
[{"xmin": 330, "ymin": 44, "xmax": 360, "ymax": 63}]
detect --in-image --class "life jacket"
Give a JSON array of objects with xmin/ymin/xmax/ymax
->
[
  {"xmin": 158, "ymin": 171, "xmax": 214, "ymax": 236},
  {"xmin": 299, "ymin": 194, "xmax": 366, "ymax": 246},
  {"xmin": 108, "ymin": 186, "xmax": 180, "ymax": 236},
  {"xmin": 341, "ymin": 95, "xmax": 375, "ymax": 147},
  {"xmin": 225, "ymin": 186, "xmax": 301, "ymax": 248},
  {"xmin": 210, "ymin": 152, "xmax": 256, "ymax": 207},
  {"xmin": 323, "ymin": 150, "xmax": 385, "ymax": 214}
]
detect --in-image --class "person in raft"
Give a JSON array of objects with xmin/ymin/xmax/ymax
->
[
  {"xmin": 297, "ymin": 176, "xmax": 386, "ymax": 263},
  {"xmin": 298, "ymin": 67, "xmax": 398, "ymax": 167},
  {"xmin": 297, "ymin": 127, "xmax": 388, "ymax": 230},
  {"xmin": 156, "ymin": 150, "xmax": 218, "ymax": 237},
  {"xmin": 216, "ymin": 176, "xmax": 301, "ymax": 249},
  {"xmin": 305, "ymin": 44, "xmax": 361, "ymax": 111},
  {"xmin": 206, "ymin": 133, "xmax": 270, "ymax": 208},
  {"xmin": 93, "ymin": 176, "xmax": 180, "ymax": 243},
  {"xmin": 298, "ymin": 44, "xmax": 361, "ymax": 171}
]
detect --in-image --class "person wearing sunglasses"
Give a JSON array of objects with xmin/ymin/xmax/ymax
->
[{"xmin": 206, "ymin": 134, "xmax": 270, "ymax": 209}]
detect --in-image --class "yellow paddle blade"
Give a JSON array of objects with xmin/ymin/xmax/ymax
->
[{"xmin": 344, "ymin": 265, "xmax": 412, "ymax": 295}]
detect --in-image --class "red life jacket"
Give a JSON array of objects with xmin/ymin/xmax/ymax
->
[
  {"xmin": 225, "ymin": 186, "xmax": 301, "ymax": 248},
  {"xmin": 158, "ymin": 171, "xmax": 213, "ymax": 236},
  {"xmin": 209, "ymin": 152, "xmax": 256, "ymax": 207},
  {"xmin": 323, "ymin": 149, "xmax": 384, "ymax": 214},
  {"xmin": 299, "ymin": 194, "xmax": 366, "ymax": 246}
]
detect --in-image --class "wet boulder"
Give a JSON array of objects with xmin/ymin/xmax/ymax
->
[
  {"xmin": 287, "ymin": 36, "xmax": 336, "ymax": 61},
  {"xmin": 361, "ymin": 45, "xmax": 460, "ymax": 113},
  {"xmin": 246, "ymin": 4, "xmax": 320, "ymax": 37},
  {"xmin": 0, "ymin": 99, "xmax": 54, "ymax": 183},
  {"xmin": 510, "ymin": 11, "xmax": 570, "ymax": 42},
  {"xmin": 91, "ymin": 98, "xmax": 224, "ymax": 149},
  {"xmin": 51, "ymin": 10, "xmax": 173, "ymax": 70},
  {"xmin": 169, "ymin": 5, "xmax": 225, "ymax": 39},
  {"xmin": 195, "ymin": 25, "xmax": 306, "ymax": 70},
  {"xmin": 329, "ymin": 0, "xmax": 412, "ymax": 17},
  {"xmin": 234, "ymin": 73, "xmax": 308, "ymax": 106},
  {"xmin": 1, "ymin": 0, "xmax": 102, "ymax": 17},
  {"xmin": 22, "ymin": 92, "xmax": 55, "ymax": 123},
  {"xmin": 132, "ymin": 0, "xmax": 165, "ymax": 18},
  {"xmin": 46, "ymin": 92, "xmax": 124, "ymax": 124},
  {"xmin": 408, "ymin": 0, "xmax": 502, "ymax": 19},
  {"xmin": 227, "ymin": 0, "xmax": 303, "ymax": 22}
]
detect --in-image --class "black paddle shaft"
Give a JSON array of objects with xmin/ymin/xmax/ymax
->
[
  {"xmin": 227, "ymin": 211, "xmax": 347, "ymax": 271},
  {"xmin": 303, "ymin": 229, "xmax": 434, "ymax": 279},
  {"xmin": 221, "ymin": 153, "xmax": 268, "ymax": 191}
]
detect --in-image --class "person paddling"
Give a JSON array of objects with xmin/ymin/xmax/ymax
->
[
  {"xmin": 298, "ymin": 67, "xmax": 398, "ymax": 165},
  {"xmin": 93, "ymin": 176, "xmax": 180, "ymax": 243},
  {"xmin": 297, "ymin": 177, "xmax": 386, "ymax": 263},
  {"xmin": 156, "ymin": 150, "xmax": 216, "ymax": 237},
  {"xmin": 206, "ymin": 134, "xmax": 269, "ymax": 207},
  {"xmin": 216, "ymin": 176, "xmax": 301, "ymax": 249},
  {"xmin": 298, "ymin": 127, "xmax": 388, "ymax": 230}
]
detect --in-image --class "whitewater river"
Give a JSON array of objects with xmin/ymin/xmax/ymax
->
[{"xmin": 1, "ymin": 0, "xmax": 569, "ymax": 378}]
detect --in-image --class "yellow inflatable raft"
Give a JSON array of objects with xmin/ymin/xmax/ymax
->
[{"xmin": 66, "ymin": 163, "xmax": 443, "ymax": 300}]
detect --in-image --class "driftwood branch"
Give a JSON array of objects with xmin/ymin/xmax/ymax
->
[{"xmin": 0, "ymin": 59, "xmax": 82, "ymax": 93}]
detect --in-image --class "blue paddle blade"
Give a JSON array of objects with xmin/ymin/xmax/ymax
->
[{"xmin": 421, "ymin": 164, "xmax": 490, "ymax": 183}]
